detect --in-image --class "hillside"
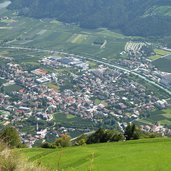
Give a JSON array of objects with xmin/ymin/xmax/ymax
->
[
  {"xmin": 20, "ymin": 138, "xmax": 171, "ymax": 171},
  {"xmin": 9, "ymin": 0, "xmax": 171, "ymax": 37}
]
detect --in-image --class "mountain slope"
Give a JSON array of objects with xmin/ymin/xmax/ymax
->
[
  {"xmin": 20, "ymin": 138, "xmax": 171, "ymax": 171},
  {"xmin": 9, "ymin": 0, "xmax": 171, "ymax": 37}
]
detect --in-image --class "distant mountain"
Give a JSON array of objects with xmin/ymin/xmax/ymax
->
[{"xmin": 9, "ymin": 0, "xmax": 171, "ymax": 37}]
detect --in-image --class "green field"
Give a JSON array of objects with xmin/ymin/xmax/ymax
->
[
  {"xmin": 149, "ymin": 49, "xmax": 171, "ymax": 61},
  {"xmin": 3, "ymin": 84, "xmax": 22, "ymax": 93},
  {"xmin": 152, "ymin": 54, "xmax": 171, "ymax": 73},
  {"xmin": 0, "ymin": 4, "xmax": 142, "ymax": 62},
  {"xmin": 146, "ymin": 6, "xmax": 171, "ymax": 17},
  {"xmin": 136, "ymin": 109, "xmax": 171, "ymax": 128},
  {"xmin": 20, "ymin": 138, "xmax": 171, "ymax": 171},
  {"xmin": 53, "ymin": 112, "xmax": 96, "ymax": 130}
]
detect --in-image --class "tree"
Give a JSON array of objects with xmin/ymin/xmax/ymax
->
[
  {"xmin": 55, "ymin": 134, "xmax": 71, "ymax": 147},
  {"xmin": 124, "ymin": 123, "xmax": 140, "ymax": 140},
  {"xmin": 105, "ymin": 130, "xmax": 125, "ymax": 142},
  {"xmin": 86, "ymin": 128, "xmax": 124, "ymax": 144},
  {"xmin": 0, "ymin": 127, "xmax": 22, "ymax": 147},
  {"xmin": 74, "ymin": 134, "xmax": 87, "ymax": 146},
  {"xmin": 86, "ymin": 128, "xmax": 106, "ymax": 144}
]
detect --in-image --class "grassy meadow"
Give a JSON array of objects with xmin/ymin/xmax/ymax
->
[{"xmin": 19, "ymin": 138, "xmax": 171, "ymax": 171}]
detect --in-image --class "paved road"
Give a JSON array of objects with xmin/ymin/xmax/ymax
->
[
  {"xmin": 87, "ymin": 57, "xmax": 171, "ymax": 96},
  {"xmin": 1, "ymin": 46, "xmax": 171, "ymax": 96}
]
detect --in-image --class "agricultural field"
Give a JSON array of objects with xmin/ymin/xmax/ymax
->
[
  {"xmin": 136, "ymin": 108, "xmax": 171, "ymax": 128},
  {"xmin": 0, "ymin": 3, "xmax": 140, "ymax": 61},
  {"xmin": 145, "ymin": 6, "xmax": 171, "ymax": 17},
  {"xmin": 0, "ymin": 48, "xmax": 49, "ymax": 62},
  {"xmin": 152, "ymin": 54, "xmax": 171, "ymax": 73},
  {"xmin": 19, "ymin": 138, "xmax": 171, "ymax": 171},
  {"xmin": 3, "ymin": 84, "xmax": 22, "ymax": 94},
  {"xmin": 149, "ymin": 49, "xmax": 171, "ymax": 61},
  {"xmin": 53, "ymin": 112, "xmax": 96, "ymax": 130}
]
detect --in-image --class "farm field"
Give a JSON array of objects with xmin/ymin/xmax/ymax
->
[
  {"xmin": 0, "ymin": 3, "xmax": 141, "ymax": 61},
  {"xmin": 136, "ymin": 108, "xmax": 171, "ymax": 128},
  {"xmin": 19, "ymin": 138, "xmax": 171, "ymax": 171},
  {"xmin": 149, "ymin": 49, "xmax": 171, "ymax": 61},
  {"xmin": 3, "ymin": 84, "xmax": 22, "ymax": 94},
  {"xmin": 152, "ymin": 54, "xmax": 171, "ymax": 73},
  {"xmin": 53, "ymin": 112, "xmax": 96, "ymax": 130}
]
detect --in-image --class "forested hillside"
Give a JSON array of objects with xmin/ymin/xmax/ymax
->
[{"xmin": 9, "ymin": 0, "xmax": 171, "ymax": 37}]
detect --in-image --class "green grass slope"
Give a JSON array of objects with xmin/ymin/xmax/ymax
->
[{"xmin": 20, "ymin": 138, "xmax": 171, "ymax": 171}]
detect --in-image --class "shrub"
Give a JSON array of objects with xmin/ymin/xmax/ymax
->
[
  {"xmin": 41, "ymin": 142, "xmax": 56, "ymax": 149},
  {"xmin": 74, "ymin": 134, "xmax": 87, "ymax": 146},
  {"xmin": 86, "ymin": 128, "xmax": 124, "ymax": 144},
  {"xmin": 0, "ymin": 142, "xmax": 17, "ymax": 171},
  {"xmin": 0, "ymin": 127, "xmax": 22, "ymax": 148},
  {"xmin": 55, "ymin": 134, "xmax": 71, "ymax": 147},
  {"xmin": 0, "ymin": 141, "xmax": 49, "ymax": 171}
]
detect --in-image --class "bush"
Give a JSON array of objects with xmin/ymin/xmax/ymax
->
[
  {"xmin": 41, "ymin": 142, "xmax": 56, "ymax": 149},
  {"xmin": 55, "ymin": 134, "xmax": 71, "ymax": 147},
  {"xmin": 141, "ymin": 132, "xmax": 162, "ymax": 139},
  {"xmin": 0, "ymin": 141, "xmax": 49, "ymax": 171},
  {"xmin": 0, "ymin": 142, "xmax": 17, "ymax": 171},
  {"xmin": 86, "ymin": 128, "xmax": 124, "ymax": 144},
  {"xmin": 105, "ymin": 130, "xmax": 125, "ymax": 142},
  {"xmin": 0, "ymin": 127, "xmax": 22, "ymax": 148},
  {"xmin": 74, "ymin": 134, "xmax": 87, "ymax": 146}
]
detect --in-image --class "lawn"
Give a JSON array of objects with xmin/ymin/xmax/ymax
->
[{"xmin": 20, "ymin": 138, "xmax": 171, "ymax": 171}]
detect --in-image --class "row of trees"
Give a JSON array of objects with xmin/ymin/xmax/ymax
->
[
  {"xmin": 0, "ymin": 123, "xmax": 161, "ymax": 149},
  {"xmin": 41, "ymin": 123, "xmax": 161, "ymax": 148}
]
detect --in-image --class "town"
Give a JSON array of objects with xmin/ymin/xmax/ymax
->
[{"xmin": 0, "ymin": 44, "xmax": 171, "ymax": 146}]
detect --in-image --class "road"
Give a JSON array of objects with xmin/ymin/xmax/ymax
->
[
  {"xmin": 86, "ymin": 57, "xmax": 171, "ymax": 96},
  {"xmin": 1, "ymin": 46, "xmax": 171, "ymax": 96}
]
